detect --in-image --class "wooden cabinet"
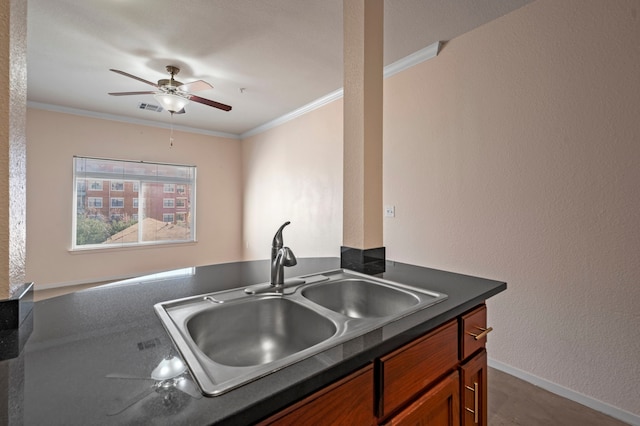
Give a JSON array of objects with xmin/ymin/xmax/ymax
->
[
  {"xmin": 460, "ymin": 349, "xmax": 488, "ymax": 426},
  {"xmin": 384, "ymin": 371, "xmax": 460, "ymax": 426},
  {"xmin": 258, "ymin": 364, "xmax": 374, "ymax": 426},
  {"xmin": 460, "ymin": 304, "xmax": 491, "ymax": 360},
  {"xmin": 377, "ymin": 320, "xmax": 458, "ymax": 419},
  {"xmin": 262, "ymin": 304, "xmax": 492, "ymax": 426}
]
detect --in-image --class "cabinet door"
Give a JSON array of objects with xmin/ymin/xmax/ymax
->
[
  {"xmin": 258, "ymin": 364, "xmax": 374, "ymax": 426},
  {"xmin": 460, "ymin": 349, "xmax": 487, "ymax": 426},
  {"xmin": 384, "ymin": 371, "xmax": 460, "ymax": 426}
]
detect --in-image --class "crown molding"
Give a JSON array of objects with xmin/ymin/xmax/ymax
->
[
  {"xmin": 383, "ymin": 41, "xmax": 441, "ymax": 78},
  {"xmin": 241, "ymin": 88, "xmax": 344, "ymax": 139},
  {"xmin": 26, "ymin": 101, "xmax": 241, "ymax": 140},
  {"xmin": 241, "ymin": 41, "xmax": 441, "ymax": 139}
]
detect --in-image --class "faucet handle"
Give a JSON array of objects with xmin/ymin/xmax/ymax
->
[{"xmin": 280, "ymin": 246, "xmax": 297, "ymax": 267}]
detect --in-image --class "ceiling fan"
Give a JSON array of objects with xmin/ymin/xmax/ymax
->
[{"xmin": 108, "ymin": 65, "xmax": 232, "ymax": 114}]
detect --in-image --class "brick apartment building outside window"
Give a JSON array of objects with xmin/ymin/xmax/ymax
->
[{"xmin": 73, "ymin": 156, "xmax": 196, "ymax": 249}]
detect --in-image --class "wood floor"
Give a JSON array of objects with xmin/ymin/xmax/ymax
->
[
  {"xmin": 489, "ymin": 368, "xmax": 628, "ymax": 425},
  {"xmin": 34, "ymin": 289, "xmax": 629, "ymax": 425}
]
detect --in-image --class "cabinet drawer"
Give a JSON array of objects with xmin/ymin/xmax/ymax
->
[
  {"xmin": 378, "ymin": 320, "xmax": 458, "ymax": 418},
  {"xmin": 258, "ymin": 364, "xmax": 374, "ymax": 425},
  {"xmin": 460, "ymin": 305, "xmax": 491, "ymax": 360}
]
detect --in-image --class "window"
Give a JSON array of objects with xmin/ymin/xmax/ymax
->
[
  {"xmin": 88, "ymin": 197, "xmax": 103, "ymax": 208},
  {"xmin": 110, "ymin": 197, "xmax": 124, "ymax": 208},
  {"xmin": 110, "ymin": 181, "xmax": 125, "ymax": 191},
  {"xmin": 73, "ymin": 157, "xmax": 196, "ymax": 249}
]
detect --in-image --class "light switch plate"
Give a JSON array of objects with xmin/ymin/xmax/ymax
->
[{"xmin": 384, "ymin": 205, "xmax": 395, "ymax": 218}]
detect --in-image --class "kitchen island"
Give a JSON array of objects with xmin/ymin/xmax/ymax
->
[{"xmin": 5, "ymin": 258, "xmax": 506, "ymax": 425}]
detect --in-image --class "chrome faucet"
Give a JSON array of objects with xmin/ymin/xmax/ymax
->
[{"xmin": 270, "ymin": 221, "xmax": 297, "ymax": 288}]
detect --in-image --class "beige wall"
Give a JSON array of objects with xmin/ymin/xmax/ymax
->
[
  {"xmin": 240, "ymin": 0, "xmax": 640, "ymax": 419},
  {"xmin": 383, "ymin": 0, "xmax": 640, "ymax": 418},
  {"xmin": 21, "ymin": 0, "xmax": 640, "ymax": 419},
  {"xmin": 26, "ymin": 109, "xmax": 243, "ymax": 288},
  {"xmin": 241, "ymin": 100, "xmax": 343, "ymax": 261}
]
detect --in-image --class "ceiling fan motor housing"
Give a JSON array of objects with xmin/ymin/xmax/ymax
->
[
  {"xmin": 159, "ymin": 65, "xmax": 183, "ymax": 90},
  {"xmin": 158, "ymin": 78, "xmax": 184, "ymax": 90}
]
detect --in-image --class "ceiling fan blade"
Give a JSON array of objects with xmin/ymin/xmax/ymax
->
[
  {"xmin": 108, "ymin": 91, "xmax": 156, "ymax": 96},
  {"xmin": 110, "ymin": 69, "xmax": 159, "ymax": 87},
  {"xmin": 179, "ymin": 80, "xmax": 213, "ymax": 93},
  {"xmin": 188, "ymin": 95, "xmax": 232, "ymax": 112}
]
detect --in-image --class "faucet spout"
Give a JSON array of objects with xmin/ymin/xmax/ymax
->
[{"xmin": 271, "ymin": 221, "xmax": 290, "ymax": 260}]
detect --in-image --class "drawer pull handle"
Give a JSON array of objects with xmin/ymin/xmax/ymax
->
[
  {"xmin": 464, "ymin": 382, "xmax": 479, "ymax": 423},
  {"xmin": 467, "ymin": 326, "xmax": 493, "ymax": 340}
]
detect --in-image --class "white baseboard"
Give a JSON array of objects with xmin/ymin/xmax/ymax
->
[{"xmin": 488, "ymin": 358, "xmax": 640, "ymax": 426}]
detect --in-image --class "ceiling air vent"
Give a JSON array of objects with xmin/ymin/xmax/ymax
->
[{"xmin": 138, "ymin": 102, "xmax": 164, "ymax": 113}]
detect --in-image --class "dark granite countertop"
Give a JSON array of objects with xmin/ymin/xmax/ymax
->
[{"xmin": 7, "ymin": 258, "xmax": 506, "ymax": 425}]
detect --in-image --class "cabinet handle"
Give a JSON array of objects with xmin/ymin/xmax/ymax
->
[
  {"xmin": 464, "ymin": 382, "xmax": 479, "ymax": 423},
  {"xmin": 467, "ymin": 326, "xmax": 493, "ymax": 341}
]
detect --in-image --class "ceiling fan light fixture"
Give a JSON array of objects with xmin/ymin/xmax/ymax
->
[{"xmin": 154, "ymin": 93, "xmax": 189, "ymax": 113}]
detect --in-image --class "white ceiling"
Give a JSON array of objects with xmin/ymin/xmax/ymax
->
[{"xmin": 27, "ymin": 0, "xmax": 534, "ymax": 138}]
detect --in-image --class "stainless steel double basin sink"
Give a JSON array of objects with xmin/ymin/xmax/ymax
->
[{"xmin": 154, "ymin": 269, "xmax": 447, "ymax": 396}]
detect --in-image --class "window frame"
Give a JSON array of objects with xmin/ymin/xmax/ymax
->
[
  {"xmin": 72, "ymin": 156, "xmax": 196, "ymax": 250},
  {"xmin": 110, "ymin": 197, "xmax": 125, "ymax": 208},
  {"xmin": 87, "ymin": 197, "xmax": 103, "ymax": 208}
]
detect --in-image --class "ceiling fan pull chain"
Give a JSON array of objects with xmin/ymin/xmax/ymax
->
[{"xmin": 169, "ymin": 113, "xmax": 175, "ymax": 148}]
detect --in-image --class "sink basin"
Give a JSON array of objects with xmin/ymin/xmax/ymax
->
[
  {"xmin": 154, "ymin": 269, "xmax": 448, "ymax": 396},
  {"xmin": 187, "ymin": 298, "xmax": 336, "ymax": 367},
  {"xmin": 301, "ymin": 279, "xmax": 420, "ymax": 319}
]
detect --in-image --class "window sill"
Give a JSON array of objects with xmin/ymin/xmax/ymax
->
[{"xmin": 69, "ymin": 240, "xmax": 197, "ymax": 254}]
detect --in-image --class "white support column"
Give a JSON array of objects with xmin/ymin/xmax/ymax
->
[{"xmin": 341, "ymin": 0, "xmax": 385, "ymax": 272}]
